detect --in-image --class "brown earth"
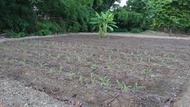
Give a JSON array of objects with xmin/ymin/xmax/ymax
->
[{"xmin": 0, "ymin": 33, "xmax": 190, "ymax": 107}]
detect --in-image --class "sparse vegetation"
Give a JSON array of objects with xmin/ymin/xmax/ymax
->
[{"xmin": 1, "ymin": 35, "xmax": 189, "ymax": 106}]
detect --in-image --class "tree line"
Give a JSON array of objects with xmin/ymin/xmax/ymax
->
[{"xmin": 0, "ymin": 0, "xmax": 189, "ymax": 37}]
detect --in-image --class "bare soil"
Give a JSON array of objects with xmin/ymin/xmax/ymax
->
[{"xmin": 0, "ymin": 33, "xmax": 190, "ymax": 107}]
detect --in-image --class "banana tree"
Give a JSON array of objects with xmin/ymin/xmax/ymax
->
[{"xmin": 90, "ymin": 11, "xmax": 118, "ymax": 38}]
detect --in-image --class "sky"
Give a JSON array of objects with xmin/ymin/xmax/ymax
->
[
  {"xmin": 120, "ymin": 0, "xmax": 128, "ymax": 7},
  {"xmin": 115, "ymin": 0, "xmax": 128, "ymax": 7}
]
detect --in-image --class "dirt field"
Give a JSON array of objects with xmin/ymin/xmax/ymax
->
[{"xmin": 0, "ymin": 33, "xmax": 190, "ymax": 107}]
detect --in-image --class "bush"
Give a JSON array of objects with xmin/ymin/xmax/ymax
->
[
  {"xmin": 0, "ymin": 0, "xmax": 95, "ymax": 36},
  {"xmin": 36, "ymin": 29, "xmax": 52, "ymax": 36},
  {"xmin": 114, "ymin": 7, "xmax": 147, "ymax": 32},
  {"xmin": 0, "ymin": 0, "xmax": 37, "ymax": 35},
  {"xmin": 114, "ymin": 28, "xmax": 128, "ymax": 32},
  {"xmin": 4, "ymin": 30, "xmax": 27, "ymax": 38},
  {"xmin": 36, "ymin": 21, "xmax": 60, "ymax": 36},
  {"xmin": 146, "ymin": 0, "xmax": 190, "ymax": 34},
  {"xmin": 90, "ymin": 11, "xmax": 118, "ymax": 37},
  {"xmin": 130, "ymin": 28, "xmax": 143, "ymax": 33},
  {"xmin": 4, "ymin": 30, "xmax": 18, "ymax": 38}
]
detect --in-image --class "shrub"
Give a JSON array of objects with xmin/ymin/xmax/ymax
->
[
  {"xmin": 4, "ymin": 30, "xmax": 18, "ymax": 38},
  {"xmin": 114, "ymin": 28, "xmax": 128, "ymax": 32},
  {"xmin": 146, "ymin": 0, "xmax": 190, "ymax": 35},
  {"xmin": 114, "ymin": 7, "xmax": 147, "ymax": 32},
  {"xmin": 4, "ymin": 30, "xmax": 27, "ymax": 38},
  {"xmin": 90, "ymin": 10, "xmax": 118, "ymax": 37},
  {"xmin": 36, "ymin": 21, "xmax": 60, "ymax": 36},
  {"xmin": 130, "ymin": 28, "xmax": 143, "ymax": 33},
  {"xmin": 0, "ymin": 0, "xmax": 36, "ymax": 35}
]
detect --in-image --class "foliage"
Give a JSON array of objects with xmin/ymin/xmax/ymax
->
[
  {"xmin": 114, "ymin": 28, "xmax": 128, "ymax": 32},
  {"xmin": 145, "ymin": 0, "xmax": 190, "ymax": 34},
  {"xmin": 126, "ymin": 0, "xmax": 146, "ymax": 13},
  {"xmin": 130, "ymin": 28, "xmax": 143, "ymax": 33},
  {"xmin": 90, "ymin": 11, "xmax": 118, "ymax": 37},
  {"xmin": 114, "ymin": 7, "xmax": 146, "ymax": 32},
  {"xmin": 34, "ymin": 0, "xmax": 94, "ymax": 32},
  {"xmin": 92, "ymin": 0, "xmax": 119, "ymax": 12},
  {"xmin": 4, "ymin": 30, "xmax": 18, "ymax": 38},
  {"xmin": 4, "ymin": 30, "xmax": 27, "ymax": 38},
  {"xmin": 0, "ymin": 0, "xmax": 36, "ymax": 34},
  {"xmin": 1, "ymin": 0, "xmax": 190, "ymax": 37},
  {"xmin": 0, "ymin": 0, "xmax": 96, "ymax": 37},
  {"xmin": 36, "ymin": 21, "xmax": 60, "ymax": 36}
]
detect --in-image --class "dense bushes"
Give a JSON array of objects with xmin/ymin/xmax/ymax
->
[
  {"xmin": 0, "ymin": 0, "xmax": 120, "ymax": 37},
  {"xmin": 114, "ymin": 7, "xmax": 147, "ymax": 33},
  {"xmin": 113, "ymin": 0, "xmax": 190, "ymax": 34},
  {"xmin": 36, "ymin": 0, "xmax": 94, "ymax": 32},
  {"xmin": 0, "ymin": 0, "xmax": 98, "ymax": 37},
  {"xmin": 0, "ymin": 0, "xmax": 36, "ymax": 35},
  {"xmin": 0, "ymin": 0, "xmax": 189, "ymax": 37},
  {"xmin": 145, "ymin": 0, "xmax": 190, "ymax": 34},
  {"xmin": 35, "ymin": 21, "xmax": 60, "ymax": 36}
]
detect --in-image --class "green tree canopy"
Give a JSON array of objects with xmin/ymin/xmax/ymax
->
[{"xmin": 146, "ymin": 0, "xmax": 190, "ymax": 30}]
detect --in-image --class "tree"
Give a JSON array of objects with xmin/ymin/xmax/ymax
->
[
  {"xmin": 114, "ymin": 7, "xmax": 146, "ymax": 32},
  {"xmin": 0, "ymin": 0, "xmax": 36, "ymax": 34},
  {"xmin": 92, "ymin": 0, "xmax": 120, "ymax": 12},
  {"xmin": 0, "ymin": 0, "xmax": 96, "ymax": 37},
  {"xmin": 146, "ymin": 0, "xmax": 190, "ymax": 35},
  {"xmin": 90, "ymin": 11, "xmax": 118, "ymax": 37},
  {"xmin": 34, "ymin": 0, "xmax": 94, "ymax": 32},
  {"xmin": 126, "ymin": 0, "xmax": 146, "ymax": 13}
]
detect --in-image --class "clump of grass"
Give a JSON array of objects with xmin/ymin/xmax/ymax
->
[
  {"xmin": 38, "ymin": 62, "xmax": 48, "ymax": 68},
  {"xmin": 99, "ymin": 76, "xmax": 110, "ymax": 88},
  {"xmin": 79, "ymin": 75, "xmax": 84, "ymax": 85},
  {"xmin": 66, "ymin": 71, "xmax": 76, "ymax": 79},
  {"xmin": 86, "ymin": 62, "xmax": 97, "ymax": 69},
  {"xmin": 59, "ymin": 65, "xmax": 64, "ymax": 72},
  {"xmin": 142, "ymin": 67, "xmax": 152, "ymax": 74},
  {"xmin": 133, "ymin": 82, "xmax": 141, "ymax": 91},
  {"xmin": 65, "ymin": 56, "xmax": 71, "ymax": 62},
  {"xmin": 91, "ymin": 73, "xmax": 98, "ymax": 85},
  {"xmin": 160, "ymin": 59, "xmax": 167, "ymax": 66},
  {"xmin": 116, "ymin": 80, "xmax": 131, "ymax": 91}
]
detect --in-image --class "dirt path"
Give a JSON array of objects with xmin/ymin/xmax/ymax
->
[
  {"xmin": 0, "ymin": 32, "xmax": 190, "ymax": 44},
  {"xmin": 0, "ymin": 79, "xmax": 72, "ymax": 107},
  {"xmin": 108, "ymin": 33, "xmax": 190, "ymax": 40}
]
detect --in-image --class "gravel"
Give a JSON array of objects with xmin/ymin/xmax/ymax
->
[{"xmin": 0, "ymin": 78, "xmax": 72, "ymax": 107}]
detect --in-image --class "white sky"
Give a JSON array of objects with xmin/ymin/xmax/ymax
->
[
  {"xmin": 120, "ymin": 0, "xmax": 128, "ymax": 7},
  {"xmin": 115, "ymin": 0, "xmax": 127, "ymax": 7}
]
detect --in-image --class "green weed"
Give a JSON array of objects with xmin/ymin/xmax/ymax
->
[
  {"xmin": 99, "ymin": 76, "xmax": 110, "ymax": 88},
  {"xmin": 91, "ymin": 73, "xmax": 98, "ymax": 85},
  {"xmin": 116, "ymin": 80, "xmax": 131, "ymax": 91}
]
